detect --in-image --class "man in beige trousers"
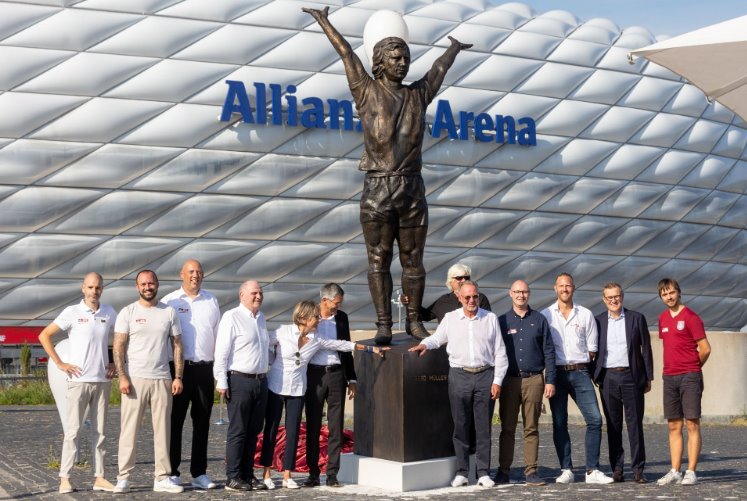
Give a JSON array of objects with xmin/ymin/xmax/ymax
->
[{"xmin": 112, "ymin": 270, "xmax": 184, "ymax": 494}]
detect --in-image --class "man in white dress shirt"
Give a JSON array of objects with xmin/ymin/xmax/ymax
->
[
  {"xmin": 38, "ymin": 272, "xmax": 117, "ymax": 494},
  {"xmin": 213, "ymin": 280, "xmax": 269, "ymax": 492},
  {"xmin": 541, "ymin": 272, "xmax": 613, "ymax": 485},
  {"xmin": 162, "ymin": 259, "xmax": 220, "ymax": 490},
  {"xmin": 409, "ymin": 281, "xmax": 508, "ymax": 489}
]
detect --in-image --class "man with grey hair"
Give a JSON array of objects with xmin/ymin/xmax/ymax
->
[
  {"xmin": 303, "ymin": 6, "xmax": 471, "ymax": 345},
  {"xmin": 303, "ymin": 283, "xmax": 357, "ymax": 488},
  {"xmin": 410, "ymin": 280, "xmax": 507, "ymax": 488},
  {"xmin": 214, "ymin": 280, "xmax": 270, "ymax": 492}
]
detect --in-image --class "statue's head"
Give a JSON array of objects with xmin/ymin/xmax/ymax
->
[{"xmin": 371, "ymin": 36, "xmax": 410, "ymax": 82}]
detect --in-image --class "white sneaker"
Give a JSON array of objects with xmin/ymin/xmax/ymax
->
[
  {"xmin": 556, "ymin": 469, "xmax": 574, "ymax": 484},
  {"xmin": 681, "ymin": 470, "xmax": 698, "ymax": 485},
  {"xmin": 282, "ymin": 478, "xmax": 300, "ymax": 489},
  {"xmin": 477, "ymin": 475, "xmax": 495, "ymax": 487},
  {"xmin": 154, "ymin": 477, "xmax": 185, "ymax": 493},
  {"xmin": 657, "ymin": 469, "xmax": 683, "ymax": 485},
  {"xmin": 585, "ymin": 469, "xmax": 614, "ymax": 484},
  {"xmin": 191, "ymin": 474, "xmax": 216, "ymax": 490},
  {"xmin": 264, "ymin": 478, "xmax": 276, "ymax": 490},
  {"xmin": 169, "ymin": 475, "xmax": 181, "ymax": 486},
  {"xmin": 113, "ymin": 479, "xmax": 130, "ymax": 494},
  {"xmin": 451, "ymin": 474, "xmax": 468, "ymax": 487}
]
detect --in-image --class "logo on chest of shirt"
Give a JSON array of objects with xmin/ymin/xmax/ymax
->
[
  {"xmin": 94, "ymin": 317, "xmax": 107, "ymax": 324},
  {"xmin": 676, "ymin": 321, "xmax": 685, "ymax": 331},
  {"xmin": 135, "ymin": 318, "xmax": 147, "ymax": 324},
  {"xmin": 508, "ymin": 328, "xmax": 518, "ymax": 335},
  {"xmin": 77, "ymin": 318, "xmax": 89, "ymax": 323},
  {"xmin": 662, "ymin": 327, "xmax": 669, "ymax": 333},
  {"xmin": 177, "ymin": 307, "xmax": 189, "ymax": 314}
]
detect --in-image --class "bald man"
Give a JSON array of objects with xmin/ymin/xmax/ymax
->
[
  {"xmin": 162, "ymin": 259, "xmax": 221, "ymax": 490},
  {"xmin": 214, "ymin": 281, "xmax": 270, "ymax": 492},
  {"xmin": 39, "ymin": 272, "xmax": 117, "ymax": 494},
  {"xmin": 495, "ymin": 280, "xmax": 555, "ymax": 486}
]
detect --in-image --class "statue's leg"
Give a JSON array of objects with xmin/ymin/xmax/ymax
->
[
  {"xmin": 362, "ymin": 221, "xmax": 396, "ymax": 345},
  {"xmin": 398, "ymin": 225, "xmax": 429, "ymax": 339}
]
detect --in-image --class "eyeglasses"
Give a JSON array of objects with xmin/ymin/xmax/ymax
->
[
  {"xmin": 462, "ymin": 294, "xmax": 479, "ymax": 301},
  {"xmin": 511, "ymin": 290, "xmax": 529, "ymax": 295},
  {"xmin": 604, "ymin": 295, "xmax": 622, "ymax": 302},
  {"xmin": 452, "ymin": 275, "xmax": 470, "ymax": 281}
]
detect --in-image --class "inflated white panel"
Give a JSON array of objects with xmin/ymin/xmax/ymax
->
[
  {"xmin": 717, "ymin": 160, "xmax": 747, "ymax": 194},
  {"xmin": 485, "ymin": 172, "xmax": 574, "ymax": 210},
  {"xmin": 281, "ymin": 158, "xmax": 365, "ymax": 199},
  {"xmin": 458, "ymin": 54, "xmax": 542, "ymax": 92},
  {"xmin": 0, "ymin": 3, "xmax": 59, "ymax": 41},
  {"xmin": 18, "ymin": 52, "xmax": 156, "ymax": 96},
  {"xmin": 162, "ymin": 0, "xmax": 268, "ymax": 23},
  {"xmin": 635, "ymin": 222, "xmax": 708, "ymax": 258},
  {"xmin": 188, "ymin": 65, "xmax": 312, "ymax": 106},
  {"xmin": 409, "ymin": 1, "xmax": 478, "ymax": 22},
  {"xmin": 0, "ymin": 140, "xmax": 99, "ymax": 184},
  {"xmin": 661, "ymin": 84, "xmax": 709, "ymax": 117},
  {"xmin": 428, "ymin": 208, "xmax": 524, "ymax": 247},
  {"xmin": 90, "ymin": 16, "xmax": 220, "ymax": 57},
  {"xmin": 618, "ymin": 76, "xmax": 682, "ymax": 111},
  {"xmin": 534, "ymin": 215, "xmax": 626, "ymax": 253},
  {"xmin": 468, "ymin": 6, "xmax": 529, "ymax": 30},
  {"xmin": 30, "ymin": 97, "xmax": 171, "ymax": 142},
  {"xmin": 718, "ymin": 196, "xmax": 747, "ymax": 229},
  {"xmin": 77, "ymin": 0, "xmax": 181, "ymax": 14},
  {"xmin": 282, "ymin": 203, "xmax": 362, "ymax": 243},
  {"xmin": 536, "ymin": 100, "xmax": 607, "ymax": 136},
  {"xmin": 402, "ymin": 15, "xmax": 454, "ymax": 45},
  {"xmin": 253, "ymin": 32, "xmax": 358, "ymax": 71},
  {"xmin": 0, "ymin": 186, "xmax": 104, "ymax": 231},
  {"xmin": 568, "ymin": 18, "xmax": 618, "ymax": 45},
  {"xmin": 0, "ymin": 92, "xmax": 87, "ymax": 137},
  {"xmin": 106, "ymin": 60, "xmax": 236, "ymax": 101},
  {"xmin": 41, "ymin": 144, "xmax": 183, "ymax": 188},
  {"xmin": 2, "ymin": 9, "xmax": 140, "ymax": 51},
  {"xmin": 636, "ymin": 149, "xmax": 703, "ymax": 184},
  {"xmin": 494, "ymin": 30, "xmax": 561, "ymax": 60},
  {"xmin": 682, "ymin": 190, "xmax": 740, "ymax": 225},
  {"xmin": 481, "ymin": 212, "xmax": 576, "ymax": 250},
  {"xmin": 516, "ymin": 62, "xmax": 593, "ymax": 98},
  {"xmin": 547, "ymin": 38, "xmax": 608, "ymax": 67},
  {"xmin": 212, "ymin": 153, "xmax": 329, "ymax": 196},
  {"xmin": 582, "ymin": 106, "xmax": 654, "ymax": 143},
  {"xmin": 539, "ymin": 177, "xmax": 624, "ymax": 214},
  {"xmin": 674, "ymin": 120, "xmax": 729, "ymax": 153},
  {"xmin": 429, "ymin": 168, "xmax": 520, "ymax": 207},
  {"xmin": 591, "ymin": 182, "xmax": 668, "ymax": 218},
  {"xmin": 680, "ymin": 156, "xmax": 735, "ymax": 189},
  {"xmin": 629, "ymin": 113, "xmax": 695, "ymax": 147},
  {"xmin": 439, "ymin": 23, "xmax": 509, "ymax": 52},
  {"xmin": 534, "ymin": 138, "xmax": 617, "ymax": 176},
  {"xmin": 588, "ymin": 219, "xmax": 670, "ymax": 255},
  {"xmin": 569, "ymin": 69, "xmax": 639, "ymax": 104},
  {"xmin": 476, "ymin": 134, "xmax": 568, "ymax": 171},
  {"xmin": 587, "ymin": 144, "xmax": 663, "ymax": 180},
  {"xmin": 712, "ymin": 127, "xmax": 747, "ymax": 158},
  {"xmin": 639, "ymin": 186, "xmax": 708, "ymax": 221},
  {"xmin": 0, "ymin": 46, "xmax": 71, "ymax": 90},
  {"xmin": 173, "ymin": 24, "xmax": 295, "ymax": 65},
  {"xmin": 0, "ymin": 234, "xmax": 103, "ymax": 277}
]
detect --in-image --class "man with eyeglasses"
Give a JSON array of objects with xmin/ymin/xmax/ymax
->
[
  {"xmin": 541, "ymin": 272, "xmax": 613, "ymax": 485},
  {"xmin": 494, "ymin": 280, "xmax": 555, "ymax": 486},
  {"xmin": 213, "ymin": 281, "xmax": 270, "ymax": 491},
  {"xmin": 592, "ymin": 282, "xmax": 653, "ymax": 484},
  {"xmin": 303, "ymin": 283, "xmax": 357, "ymax": 488},
  {"xmin": 409, "ymin": 280, "xmax": 507, "ymax": 489},
  {"xmin": 404, "ymin": 263, "xmax": 491, "ymax": 326}
]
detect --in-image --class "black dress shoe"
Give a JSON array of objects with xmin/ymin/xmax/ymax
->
[
  {"xmin": 303, "ymin": 476, "xmax": 320, "ymax": 487},
  {"xmin": 634, "ymin": 472, "xmax": 648, "ymax": 484},
  {"xmin": 613, "ymin": 470, "xmax": 624, "ymax": 483},
  {"xmin": 492, "ymin": 470, "xmax": 510, "ymax": 484},
  {"xmin": 250, "ymin": 477, "xmax": 268, "ymax": 490},
  {"xmin": 325, "ymin": 475, "xmax": 342, "ymax": 487},
  {"xmin": 225, "ymin": 478, "xmax": 252, "ymax": 491}
]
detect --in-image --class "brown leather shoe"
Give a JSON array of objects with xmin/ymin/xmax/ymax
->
[
  {"xmin": 613, "ymin": 470, "xmax": 624, "ymax": 483},
  {"xmin": 634, "ymin": 472, "xmax": 648, "ymax": 484}
]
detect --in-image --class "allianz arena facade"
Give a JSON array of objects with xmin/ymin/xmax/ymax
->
[{"xmin": 1, "ymin": 0, "xmax": 745, "ymax": 330}]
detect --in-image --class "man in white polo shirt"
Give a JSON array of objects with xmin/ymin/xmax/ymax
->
[
  {"xmin": 162, "ymin": 259, "xmax": 220, "ymax": 490},
  {"xmin": 38, "ymin": 272, "xmax": 117, "ymax": 494},
  {"xmin": 112, "ymin": 269, "xmax": 184, "ymax": 494}
]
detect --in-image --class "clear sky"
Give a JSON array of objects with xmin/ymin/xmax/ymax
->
[{"xmin": 525, "ymin": 0, "xmax": 747, "ymax": 39}]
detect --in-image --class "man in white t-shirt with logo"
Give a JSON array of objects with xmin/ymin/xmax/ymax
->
[
  {"xmin": 39, "ymin": 272, "xmax": 117, "ymax": 494},
  {"xmin": 112, "ymin": 269, "xmax": 184, "ymax": 494}
]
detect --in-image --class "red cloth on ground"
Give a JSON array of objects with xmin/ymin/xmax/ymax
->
[{"xmin": 254, "ymin": 422, "xmax": 354, "ymax": 472}]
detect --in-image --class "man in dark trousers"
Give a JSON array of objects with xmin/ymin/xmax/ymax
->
[
  {"xmin": 593, "ymin": 282, "xmax": 654, "ymax": 484},
  {"xmin": 303, "ymin": 283, "xmax": 357, "ymax": 488}
]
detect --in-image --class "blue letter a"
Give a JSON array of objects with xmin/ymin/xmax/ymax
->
[
  {"xmin": 431, "ymin": 100, "xmax": 458, "ymax": 139},
  {"xmin": 220, "ymin": 80, "xmax": 254, "ymax": 123}
]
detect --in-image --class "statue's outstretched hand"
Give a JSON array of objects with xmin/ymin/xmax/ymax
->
[
  {"xmin": 302, "ymin": 6, "xmax": 330, "ymax": 22},
  {"xmin": 448, "ymin": 36, "xmax": 472, "ymax": 51}
]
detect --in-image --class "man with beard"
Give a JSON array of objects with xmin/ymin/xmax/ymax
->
[{"xmin": 113, "ymin": 270, "xmax": 184, "ymax": 494}]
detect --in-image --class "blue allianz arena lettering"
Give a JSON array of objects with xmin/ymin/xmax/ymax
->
[{"xmin": 221, "ymin": 80, "xmax": 536, "ymax": 145}]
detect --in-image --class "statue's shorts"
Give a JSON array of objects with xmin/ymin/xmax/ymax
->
[{"xmin": 359, "ymin": 173, "xmax": 428, "ymax": 228}]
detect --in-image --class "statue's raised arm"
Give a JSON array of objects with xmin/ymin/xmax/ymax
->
[
  {"xmin": 303, "ymin": 6, "xmax": 368, "ymax": 87},
  {"xmin": 422, "ymin": 36, "xmax": 473, "ymax": 96}
]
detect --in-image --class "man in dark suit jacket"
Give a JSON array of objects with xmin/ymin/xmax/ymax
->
[
  {"xmin": 303, "ymin": 283, "xmax": 357, "ymax": 488},
  {"xmin": 593, "ymin": 282, "xmax": 654, "ymax": 484}
]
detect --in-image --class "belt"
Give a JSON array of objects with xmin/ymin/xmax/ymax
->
[
  {"xmin": 508, "ymin": 370, "xmax": 543, "ymax": 378},
  {"xmin": 230, "ymin": 371, "xmax": 266, "ymax": 379},
  {"xmin": 557, "ymin": 363, "xmax": 589, "ymax": 371},
  {"xmin": 462, "ymin": 365, "xmax": 491, "ymax": 374},
  {"xmin": 606, "ymin": 367, "xmax": 629, "ymax": 372},
  {"xmin": 309, "ymin": 364, "xmax": 342, "ymax": 373},
  {"xmin": 186, "ymin": 360, "xmax": 213, "ymax": 366}
]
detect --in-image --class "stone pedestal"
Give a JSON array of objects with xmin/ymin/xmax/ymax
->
[{"xmin": 352, "ymin": 333, "xmax": 453, "ymax": 462}]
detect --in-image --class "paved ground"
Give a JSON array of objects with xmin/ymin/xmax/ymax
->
[{"xmin": 0, "ymin": 405, "xmax": 745, "ymax": 500}]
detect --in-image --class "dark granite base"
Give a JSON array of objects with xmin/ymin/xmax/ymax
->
[{"xmin": 353, "ymin": 333, "xmax": 453, "ymax": 463}]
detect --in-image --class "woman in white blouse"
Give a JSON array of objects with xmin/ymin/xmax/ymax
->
[{"xmin": 259, "ymin": 300, "xmax": 385, "ymax": 489}]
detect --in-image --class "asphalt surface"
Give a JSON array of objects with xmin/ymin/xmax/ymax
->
[{"xmin": 0, "ymin": 405, "xmax": 745, "ymax": 500}]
